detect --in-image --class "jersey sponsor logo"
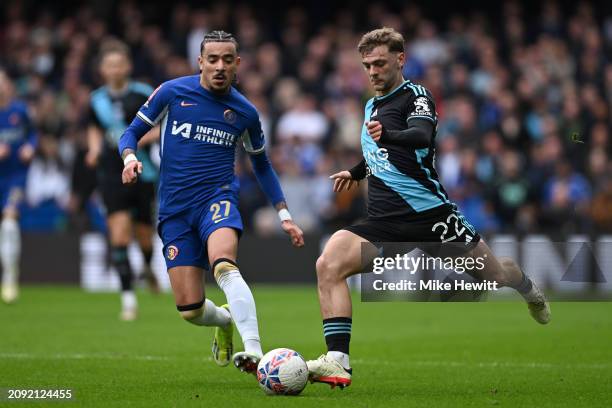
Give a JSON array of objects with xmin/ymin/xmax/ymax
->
[
  {"xmin": 171, "ymin": 121, "xmax": 192, "ymax": 138},
  {"xmin": 167, "ymin": 245, "xmax": 179, "ymax": 260},
  {"xmin": 180, "ymin": 101, "xmax": 197, "ymax": 107},
  {"xmin": 170, "ymin": 121, "xmax": 237, "ymax": 147},
  {"xmin": 371, "ymin": 108, "xmax": 378, "ymax": 118},
  {"xmin": 412, "ymin": 96, "xmax": 432, "ymax": 117},
  {"xmin": 144, "ymin": 84, "xmax": 163, "ymax": 108},
  {"xmin": 365, "ymin": 147, "xmax": 391, "ymax": 175},
  {"xmin": 223, "ymin": 109, "xmax": 237, "ymax": 124}
]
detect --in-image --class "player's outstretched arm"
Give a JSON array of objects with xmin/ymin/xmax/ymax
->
[{"xmin": 329, "ymin": 159, "xmax": 368, "ymax": 192}]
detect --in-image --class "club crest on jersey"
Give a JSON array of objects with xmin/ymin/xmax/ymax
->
[
  {"xmin": 414, "ymin": 97, "xmax": 431, "ymax": 114},
  {"xmin": 167, "ymin": 245, "xmax": 179, "ymax": 260},
  {"xmin": 223, "ymin": 109, "xmax": 237, "ymax": 124}
]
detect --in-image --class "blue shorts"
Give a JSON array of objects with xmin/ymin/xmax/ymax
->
[
  {"xmin": 0, "ymin": 172, "xmax": 27, "ymax": 210},
  {"xmin": 158, "ymin": 189, "xmax": 243, "ymax": 270}
]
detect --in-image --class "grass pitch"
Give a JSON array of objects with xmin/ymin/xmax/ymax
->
[{"xmin": 1, "ymin": 286, "xmax": 611, "ymax": 407}]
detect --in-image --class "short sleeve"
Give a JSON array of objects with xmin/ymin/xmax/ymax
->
[
  {"xmin": 407, "ymin": 95, "xmax": 437, "ymax": 123},
  {"xmin": 136, "ymin": 83, "xmax": 172, "ymax": 127}
]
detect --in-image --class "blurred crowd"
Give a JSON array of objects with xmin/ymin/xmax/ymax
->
[{"xmin": 1, "ymin": 0, "xmax": 611, "ymax": 236}]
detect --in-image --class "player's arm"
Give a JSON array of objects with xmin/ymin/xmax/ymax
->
[
  {"xmin": 17, "ymin": 104, "xmax": 37, "ymax": 163},
  {"xmin": 366, "ymin": 95, "xmax": 436, "ymax": 148},
  {"xmin": 243, "ymin": 117, "xmax": 304, "ymax": 247},
  {"xmin": 119, "ymin": 82, "xmax": 169, "ymax": 185},
  {"xmin": 85, "ymin": 125, "xmax": 103, "ymax": 167},
  {"xmin": 366, "ymin": 118, "xmax": 433, "ymax": 148},
  {"xmin": 329, "ymin": 159, "xmax": 367, "ymax": 193}
]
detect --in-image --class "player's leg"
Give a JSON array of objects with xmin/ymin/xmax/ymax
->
[
  {"xmin": 160, "ymin": 217, "xmax": 233, "ymax": 366},
  {"xmin": 308, "ymin": 229, "xmax": 378, "ymax": 388},
  {"xmin": 1, "ymin": 188, "xmax": 23, "ymax": 304},
  {"xmin": 134, "ymin": 222, "xmax": 159, "ymax": 293},
  {"xmin": 168, "ymin": 266, "xmax": 232, "ymax": 331},
  {"xmin": 467, "ymin": 240, "xmax": 551, "ymax": 324},
  {"xmin": 133, "ymin": 181, "xmax": 159, "ymax": 293},
  {"xmin": 430, "ymin": 206, "xmax": 550, "ymax": 323},
  {"xmin": 107, "ymin": 210, "xmax": 138, "ymax": 320},
  {"xmin": 207, "ymin": 227, "xmax": 264, "ymax": 373}
]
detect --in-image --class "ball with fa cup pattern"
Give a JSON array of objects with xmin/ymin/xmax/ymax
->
[{"xmin": 256, "ymin": 348, "xmax": 309, "ymax": 395}]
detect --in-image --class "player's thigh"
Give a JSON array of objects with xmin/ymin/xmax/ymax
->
[
  {"xmin": 107, "ymin": 210, "xmax": 132, "ymax": 246},
  {"xmin": 206, "ymin": 227, "xmax": 239, "ymax": 265},
  {"xmin": 168, "ymin": 266, "xmax": 205, "ymax": 305},
  {"xmin": 317, "ymin": 229, "xmax": 378, "ymax": 280},
  {"xmin": 198, "ymin": 193, "xmax": 243, "ymax": 266}
]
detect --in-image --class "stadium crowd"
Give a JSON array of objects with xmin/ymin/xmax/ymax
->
[{"xmin": 1, "ymin": 0, "xmax": 610, "ymax": 237}]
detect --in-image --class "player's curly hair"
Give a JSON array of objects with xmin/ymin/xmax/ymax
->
[
  {"xmin": 200, "ymin": 30, "xmax": 239, "ymax": 54},
  {"xmin": 357, "ymin": 27, "xmax": 405, "ymax": 54}
]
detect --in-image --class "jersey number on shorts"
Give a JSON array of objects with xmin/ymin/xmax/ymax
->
[
  {"xmin": 432, "ymin": 214, "xmax": 473, "ymax": 243},
  {"xmin": 210, "ymin": 200, "xmax": 231, "ymax": 223}
]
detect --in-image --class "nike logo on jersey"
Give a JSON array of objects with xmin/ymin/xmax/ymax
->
[{"xmin": 180, "ymin": 101, "xmax": 197, "ymax": 107}]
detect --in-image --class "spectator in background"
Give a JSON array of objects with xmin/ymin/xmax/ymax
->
[{"xmin": 0, "ymin": 0, "xmax": 609, "ymax": 238}]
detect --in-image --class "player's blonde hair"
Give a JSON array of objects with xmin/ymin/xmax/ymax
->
[{"xmin": 357, "ymin": 27, "xmax": 405, "ymax": 54}]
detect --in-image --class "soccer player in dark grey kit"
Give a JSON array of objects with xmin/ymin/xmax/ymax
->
[
  {"xmin": 87, "ymin": 40, "xmax": 160, "ymax": 321},
  {"xmin": 306, "ymin": 27, "xmax": 550, "ymax": 389}
]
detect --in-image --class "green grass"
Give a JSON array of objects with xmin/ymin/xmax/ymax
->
[{"xmin": 1, "ymin": 286, "xmax": 611, "ymax": 407}]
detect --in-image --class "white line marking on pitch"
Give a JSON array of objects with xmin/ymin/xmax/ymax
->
[
  {"xmin": 351, "ymin": 359, "xmax": 610, "ymax": 369},
  {"xmin": 0, "ymin": 352, "xmax": 213, "ymax": 362},
  {"xmin": 0, "ymin": 353, "xmax": 607, "ymax": 370}
]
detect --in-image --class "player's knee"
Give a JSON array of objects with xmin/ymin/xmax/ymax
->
[
  {"xmin": 176, "ymin": 299, "xmax": 205, "ymax": 322},
  {"xmin": 316, "ymin": 254, "xmax": 343, "ymax": 285},
  {"xmin": 212, "ymin": 258, "xmax": 239, "ymax": 283}
]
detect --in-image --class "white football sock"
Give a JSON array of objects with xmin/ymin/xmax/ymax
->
[
  {"xmin": 121, "ymin": 291, "xmax": 137, "ymax": 311},
  {"xmin": 186, "ymin": 299, "xmax": 231, "ymax": 327},
  {"xmin": 1, "ymin": 217, "xmax": 20, "ymax": 287},
  {"xmin": 327, "ymin": 351, "xmax": 351, "ymax": 370},
  {"xmin": 216, "ymin": 269, "xmax": 263, "ymax": 357}
]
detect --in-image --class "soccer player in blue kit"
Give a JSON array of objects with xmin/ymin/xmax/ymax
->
[
  {"xmin": 0, "ymin": 69, "xmax": 37, "ymax": 304},
  {"xmin": 118, "ymin": 31, "xmax": 305, "ymax": 374}
]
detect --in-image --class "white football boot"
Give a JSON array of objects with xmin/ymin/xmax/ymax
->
[
  {"xmin": 307, "ymin": 354, "xmax": 352, "ymax": 389},
  {"xmin": 232, "ymin": 351, "xmax": 261, "ymax": 375},
  {"xmin": 523, "ymin": 280, "xmax": 551, "ymax": 324}
]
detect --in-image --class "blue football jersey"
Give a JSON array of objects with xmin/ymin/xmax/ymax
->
[
  {"xmin": 134, "ymin": 75, "xmax": 266, "ymax": 220},
  {"xmin": 0, "ymin": 99, "xmax": 37, "ymax": 179}
]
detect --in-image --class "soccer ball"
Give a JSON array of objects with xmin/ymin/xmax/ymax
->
[{"xmin": 256, "ymin": 348, "xmax": 309, "ymax": 395}]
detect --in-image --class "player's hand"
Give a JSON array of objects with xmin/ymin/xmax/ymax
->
[
  {"xmin": 85, "ymin": 150, "xmax": 100, "ymax": 168},
  {"xmin": 329, "ymin": 170, "xmax": 357, "ymax": 192},
  {"xmin": 0, "ymin": 143, "xmax": 10, "ymax": 160},
  {"xmin": 18, "ymin": 144, "xmax": 34, "ymax": 163},
  {"xmin": 366, "ymin": 120, "xmax": 383, "ymax": 142},
  {"xmin": 122, "ymin": 160, "xmax": 142, "ymax": 185},
  {"xmin": 281, "ymin": 220, "xmax": 305, "ymax": 248}
]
